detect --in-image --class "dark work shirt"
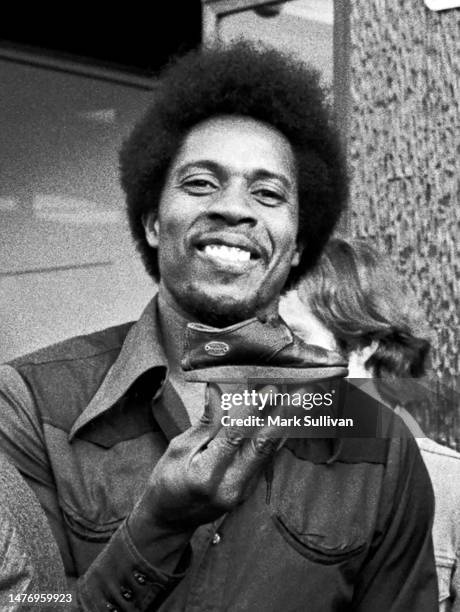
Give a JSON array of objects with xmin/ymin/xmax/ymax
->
[{"xmin": 0, "ymin": 297, "xmax": 438, "ymax": 610}]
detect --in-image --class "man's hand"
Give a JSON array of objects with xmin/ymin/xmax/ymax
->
[{"xmin": 137, "ymin": 383, "xmax": 285, "ymax": 531}]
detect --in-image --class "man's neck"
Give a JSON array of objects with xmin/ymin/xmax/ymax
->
[
  {"xmin": 157, "ymin": 280, "xmax": 284, "ymax": 364},
  {"xmin": 157, "ymin": 288, "xmax": 194, "ymax": 376},
  {"xmin": 157, "ymin": 287, "xmax": 209, "ymax": 425}
]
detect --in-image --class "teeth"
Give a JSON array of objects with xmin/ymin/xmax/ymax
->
[{"xmin": 204, "ymin": 244, "xmax": 251, "ymax": 262}]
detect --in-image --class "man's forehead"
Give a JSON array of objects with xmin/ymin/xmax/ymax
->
[{"xmin": 170, "ymin": 115, "xmax": 296, "ymax": 178}]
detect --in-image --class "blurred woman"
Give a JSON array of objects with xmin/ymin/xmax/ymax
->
[
  {"xmin": 280, "ymin": 237, "xmax": 459, "ymax": 612},
  {"xmin": 0, "ymin": 453, "xmax": 67, "ymax": 611}
]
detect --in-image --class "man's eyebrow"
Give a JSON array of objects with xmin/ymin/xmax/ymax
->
[
  {"xmin": 250, "ymin": 169, "xmax": 293, "ymax": 191},
  {"xmin": 175, "ymin": 160, "xmax": 222, "ymax": 176},
  {"xmin": 176, "ymin": 161, "xmax": 294, "ymax": 190}
]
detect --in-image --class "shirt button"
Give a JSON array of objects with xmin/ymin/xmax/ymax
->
[
  {"xmin": 121, "ymin": 587, "xmax": 134, "ymax": 600},
  {"xmin": 134, "ymin": 571, "xmax": 147, "ymax": 585},
  {"xmin": 105, "ymin": 604, "xmax": 120, "ymax": 612},
  {"xmin": 212, "ymin": 532, "xmax": 221, "ymax": 545}
]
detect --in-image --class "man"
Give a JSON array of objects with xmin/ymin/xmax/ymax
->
[{"xmin": 0, "ymin": 43, "xmax": 438, "ymax": 610}]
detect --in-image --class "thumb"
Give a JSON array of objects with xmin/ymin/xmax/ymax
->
[{"xmin": 199, "ymin": 383, "xmax": 223, "ymax": 433}]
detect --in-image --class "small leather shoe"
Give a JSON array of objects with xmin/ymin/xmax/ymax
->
[{"xmin": 181, "ymin": 316, "xmax": 348, "ymax": 383}]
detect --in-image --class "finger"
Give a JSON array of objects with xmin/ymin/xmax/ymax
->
[
  {"xmin": 212, "ymin": 382, "xmax": 291, "ymax": 451},
  {"xmin": 216, "ymin": 435, "xmax": 285, "ymax": 492},
  {"xmin": 181, "ymin": 384, "xmax": 224, "ymax": 448},
  {"xmin": 206, "ymin": 434, "xmax": 283, "ymax": 497},
  {"xmin": 207, "ymin": 423, "xmax": 248, "ymax": 459},
  {"xmin": 213, "ymin": 401, "xmax": 263, "ymax": 449},
  {"xmin": 194, "ymin": 383, "xmax": 267, "ymax": 462},
  {"xmin": 206, "ymin": 409, "xmax": 283, "ymax": 465},
  {"xmin": 197, "ymin": 383, "xmax": 224, "ymax": 434},
  {"xmin": 251, "ymin": 435, "xmax": 284, "ymax": 457}
]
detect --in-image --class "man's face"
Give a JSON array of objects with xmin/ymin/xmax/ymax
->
[{"xmin": 144, "ymin": 115, "xmax": 300, "ymax": 325}]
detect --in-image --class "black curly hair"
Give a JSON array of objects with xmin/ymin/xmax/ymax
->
[{"xmin": 120, "ymin": 41, "xmax": 348, "ymax": 286}]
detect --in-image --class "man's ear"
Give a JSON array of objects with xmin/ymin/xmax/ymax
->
[
  {"xmin": 290, "ymin": 243, "xmax": 302, "ymax": 267},
  {"xmin": 143, "ymin": 212, "xmax": 160, "ymax": 248}
]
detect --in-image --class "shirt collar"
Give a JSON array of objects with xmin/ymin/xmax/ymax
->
[{"xmin": 69, "ymin": 295, "xmax": 168, "ymax": 441}]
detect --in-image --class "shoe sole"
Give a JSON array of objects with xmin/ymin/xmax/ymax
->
[{"xmin": 183, "ymin": 365, "xmax": 348, "ymax": 383}]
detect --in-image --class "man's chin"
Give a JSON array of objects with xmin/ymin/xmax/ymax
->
[{"xmin": 179, "ymin": 287, "xmax": 260, "ymax": 327}]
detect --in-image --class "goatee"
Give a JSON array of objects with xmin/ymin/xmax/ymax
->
[{"xmin": 178, "ymin": 289, "xmax": 262, "ymax": 327}]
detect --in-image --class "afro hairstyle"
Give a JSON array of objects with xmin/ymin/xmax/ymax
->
[{"xmin": 120, "ymin": 41, "xmax": 348, "ymax": 285}]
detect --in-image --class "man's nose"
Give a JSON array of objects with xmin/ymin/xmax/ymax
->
[{"xmin": 206, "ymin": 184, "xmax": 257, "ymax": 227}]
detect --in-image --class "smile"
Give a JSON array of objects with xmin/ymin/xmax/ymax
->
[
  {"xmin": 203, "ymin": 244, "xmax": 252, "ymax": 262},
  {"xmin": 193, "ymin": 233, "xmax": 264, "ymax": 270}
]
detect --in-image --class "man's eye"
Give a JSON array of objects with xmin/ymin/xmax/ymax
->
[
  {"xmin": 182, "ymin": 178, "xmax": 217, "ymax": 194},
  {"xmin": 253, "ymin": 188, "xmax": 285, "ymax": 205}
]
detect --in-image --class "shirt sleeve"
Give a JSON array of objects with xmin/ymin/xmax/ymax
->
[
  {"xmin": 0, "ymin": 365, "xmax": 52, "ymax": 486},
  {"xmin": 0, "ymin": 456, "xmax": 68, "ymax": 611},
  {"xmin": 352, "ymin": 428, "xmax": 439, "ymax": 611},
  {"xmin": 76, "ymin": 520, "xmax": 191, "ymax": 611},
  {"xmin": 451, "ymin": 553, "xmax": 460, "ymax": 612},
  {"xmin": 0, "ymin": 365, "xmax": 191, "ymax": 612}
]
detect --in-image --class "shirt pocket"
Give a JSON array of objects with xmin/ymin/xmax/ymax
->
[
  {"xmin": 61, "ymin": 503, "xmax": 122, "ymax": 543},
  {"xmin": 269, "ymin": 456, "xmax": 382, "ymax": 565},
  {"xmin": 60, "ymin": 505, "xmax": 124, "ymax": 574},
  {"xmin": 271, "ymin": 511, "xmax": 367, "ymax": 564},
  {"xmin": 47, "ymin": 429, "xmax": 160, "ymax": 574}
]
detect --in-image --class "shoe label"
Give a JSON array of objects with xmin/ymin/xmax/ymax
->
[{"xmin": 204, "ymin": 341, "xmax": 230, "ymax": 356}]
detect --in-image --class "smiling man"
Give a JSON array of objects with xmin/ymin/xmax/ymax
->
[
  {"xmin": 144, "ymin": 115, "xmax": 300, "ymax": 326},
  {"xmin": 0, "ymin": 43, "xmax": 438, "ymax": 610}
]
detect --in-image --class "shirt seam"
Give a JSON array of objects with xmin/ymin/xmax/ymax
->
[{"xmin": 12, "ymin": 345, "xmax": 124, "ymax": 368}]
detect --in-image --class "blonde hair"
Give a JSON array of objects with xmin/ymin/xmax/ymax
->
[{"xmin": 296, "ymin": 238, "xmax": 431, "ymax": 378}]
